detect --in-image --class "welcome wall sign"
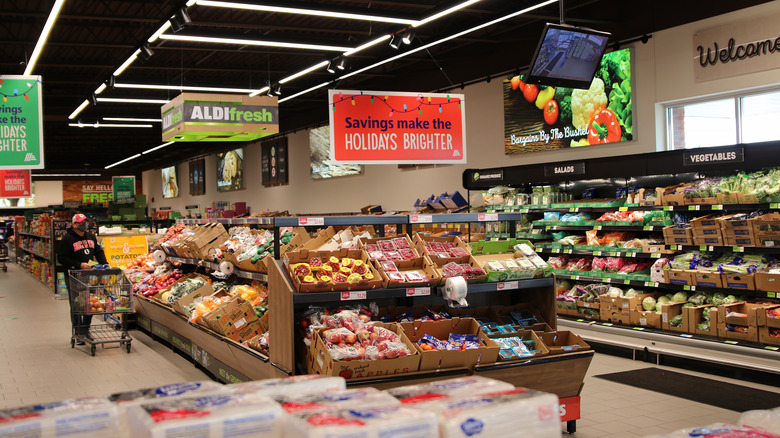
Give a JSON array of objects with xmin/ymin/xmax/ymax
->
[{"xmin": 693, "ymin": 11, "xmax": 780, "ymax": 82}]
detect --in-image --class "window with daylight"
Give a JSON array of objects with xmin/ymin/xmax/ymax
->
[{"xmin": 666, "ymin": 88, "xmax": 780, "ymax": 150}]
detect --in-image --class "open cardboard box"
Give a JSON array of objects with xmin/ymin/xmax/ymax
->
[
  {"xmin": 539, "ymin": 331, "xmax": 590, "ymax": 355},
  {"xmin": 203, "ymin": 295, "xmax": 258, "ymax": 336},
  {"xmin": 718, "ymin": 322, "xmax": 758, "ymax": 342},
  {"xmin": 400, "ymin": 317, "xmax": 500, "ymax": 370},
  {"xmin": 664, "ymin": 269, "xmax": 695, "ymax": 286},
  {"xmin": 723, "ymin": 273, "xmax": 755, "ymax": 290},
  {"xmin": 283, "ymin": 248, "xmax": 383, "ymax": 293},
  {"xmin": 308, "ymin": 322, "xmax": 421, "ymax": 379},
  {"xmin": 600, "ymin": 291, "xmax": 662, "ymax": 312},
  {"xmin": 412, "ymin": 233, "xmax": 472, "ymax": 266},
  {"xmin": 492, "ymin": 330, "xmax": 549, "ymax": 361},
  {"xmin": 756, "ymin": 269, "xmax": 780, "ymax": 293},
  {"xmin": 717, "ymin": 301, "xmax": 776, "ymax": 327},
  {"xmin": 488, "ymin": 304, "xmax": 548, "ymax": 331},
  {"xmin": 659, "ymin": 301, "xmax": 688, "ymax": 332},
  {"xmin": 684, "ymin": 305, "xmax": 719, "ymax": 337},
  {"xmin": 758, "ymin": 325, "xmax": 780, "ymax": 346},
  {"xmin": 692, "ymin": 271, "xmax": 723, "ymax": 288},
  {"xmin": 359, "ymin": 235, "xmax": 421, "ymax": 260},
  {"xmin": 433, "ymin": 254, "xmax": 488, "ymax": 285},
  {"xmin": 154, "ymin": 273, "xmax": 213, "ymax": 313},
  {"xmin": 630, "ymin": 306, "xmax": 662, "ymax": 329},
  {"xmin": 600, "ymin": 307, "xmax": 631, "ymax": 325},
  {"xmin": 375, "ymin": 256, "xmax": 441, "ymax": 288}
]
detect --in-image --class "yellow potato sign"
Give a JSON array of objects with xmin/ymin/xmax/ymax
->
[{"xmin": 103, "ymin": 236, "xmax": 148, "ymax": 268}]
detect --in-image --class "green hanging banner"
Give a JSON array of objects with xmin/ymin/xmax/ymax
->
[
  {"xmin": 0, "ymin": 75, "xmax": 44, "ymax": 169},
  {"xmin": 113, "ymin": 176, "xmax": 136, "ymax": 203}
]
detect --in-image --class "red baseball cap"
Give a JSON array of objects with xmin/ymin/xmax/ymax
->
[{"xmin": 72, "ymin": 213, "xmax": 88, "ymax": 223}]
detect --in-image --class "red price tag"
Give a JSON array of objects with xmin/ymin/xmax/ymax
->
[
  {"xmin": 340, "ymin": 291, "xmax": 367, "ymax": 301},
  {"xmin": 410, "ymin": 215, "xmax": 433, "ymax": 224},
  {"xmin": 299, "ymin": 217, "xmax": 325, "ymax": 226},
  {"xmin": 478, "ymin": 213, "xmax": 499, "ymax": 222},
  {"xmin": 406, "ymin": 287, "xmax": 431, "ymax": 297},
  {"xmin": 497, "ymin": 281, "xmax": 518, "ymax": 290}
]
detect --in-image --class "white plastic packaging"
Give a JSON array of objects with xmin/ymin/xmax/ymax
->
[
  {"xmin": 126, "ymin": 392, "xmax": 284, "ymax": 438},
  {"xmin": 740, "ymin": 409, "xmax": 780, "ymax": 434},
  {"xmin": 644, "ymin": 423, "xmax": 780, "ymax": 438},
  {"xmin": 411, "ymin": 387, "xmax": 561, "ymax": 438},
  {"xmin": 275, "ymin": 387, "xmax": 399, "ymax": 414},
  {"xmin": 285, "ymin": 405, "xmax": 438, "ymax": 438},
  {"xmin": 0, "ymin": 397, "xmax": 119, "ymax": 438},
  {"xmin": 386, "ymin": 376, "xmax": 515, "ymax": 404},
  {"xmin": 225, "ymin": 375, "xmax": 345, "ymax": 398}
]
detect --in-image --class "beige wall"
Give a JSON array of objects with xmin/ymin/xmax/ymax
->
[{"xmin": 143, "ymin": 1, "xmax": 780, "ymax": 214}]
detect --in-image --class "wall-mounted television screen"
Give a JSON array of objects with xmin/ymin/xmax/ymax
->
[
  {"xmin": 216, "ymin": 148, "xmax": 245, "ymax": 192},
  {"xmin": 526, "ymin": 23, "xmax": 611, "ymax": 90},
  {"xmin": 161, "ymin": 165, "xmax": 179, "ymax": 198}
]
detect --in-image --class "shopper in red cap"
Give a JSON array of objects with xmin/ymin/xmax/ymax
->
[{"xmin": 57, "ymin": 213, "xmax": 108, "ymax": 344}]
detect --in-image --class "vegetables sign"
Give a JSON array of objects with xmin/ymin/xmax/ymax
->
[{"xmin": 504, "ymin": 48, "xmax": 633, "ymax": 154}]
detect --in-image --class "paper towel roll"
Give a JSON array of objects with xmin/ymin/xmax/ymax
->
[
  {"xmin": 219, "ymin": 261, "xmax": 235, "ymax": 276},
  {"xmin": 152, "ymin": 249, "xmax": 166, "ymax": 263},
  {"xmin": 444, "ymin": 276, "xmax": 468, "ymax": 307}
]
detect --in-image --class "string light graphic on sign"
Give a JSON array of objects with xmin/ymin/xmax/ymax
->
[
  {"xmin": 331, "ymin": 91, "xmax": 462, "ymax": 117},
  {"xmin": 0, "ymin": 79, "xmax": 41, "ymax": 102}
]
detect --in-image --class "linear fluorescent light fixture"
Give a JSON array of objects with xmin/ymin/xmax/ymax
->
[
  {"xmin": 279, "ymin": 61, "xmax": 328, "ymax": 85},
  {"xmin": 23, "ymin": 0, "xmax": 66, "ymax": 75},
  {"xmin": 343, "ymin": 35, "xmax": 391, "ymax": 56},
  {"xmin": 282, "ymin": 0, "xmax": 557, "ymax": 103},
  {"xmin": 105, "ymin": 154, "xmax": 142, "ymax": 169},
  {"xmin": 68, "ymin": 100, "xmax": 90, "ymax": 120},
  {"xmin": 113, "ymin": 49, "xmax": 141, "ymax": 77},
  {"xmin": 159, "ymin": 33, "xmax": 352, "ymax": 52},
  {"xmin": 34, "ymin": 173, "xmax": 102, "ymax": 177},
  {"xmin": 142, "ymin": 141, "xmax": 175, "ymax": 154},
  {"xmin": 418, "ymin": 0, "xmax": 481, "ymax": 26},
  {"xmin": 96, "ymin": 97, "xmax": 171, "ymax": 104},
  {"xmin": 194, "ymin": 0, "xmax": 418, "ymax": 25},
  {"xmin": 104, "ymin": 117, "xmax": 162, "ymax": 123},
  {"xmin": 69, "ymin": 123, "xmax": 154, "ymax": 128},
  {"xmin": 148, "ymin": 21, "xmax": 172, "ymax": 43},
  {"xmin": 94, "ymin": 83, "xmax": 107, "ymax": 95},
  {"xmin": 114, "ymin": 82, "xmax": 256, "ymax": 94}
]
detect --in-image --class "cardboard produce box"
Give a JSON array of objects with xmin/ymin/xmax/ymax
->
[
  {"xmin": 758, "ymin": 325, "xmax": 780, "ymax": 346},
  {"xmin": 600, "ymin": 291, "xmax": 662, "ymax": 312},
  {"xmin": 756, "ymin": 269, "xmax": 780, "ymax": 293},
  {"xmin": 692, "ymin": 271, "xmax": 724, "ymax": 288},
  {"xmin": 308, "ymin": 322, "xmax": 420, "ymax": 379},
  {"xmin": 224, "ymin": 318, "xmax": 263, "ymax": 343},
  {"xmin": 718, "ymin": 301, "xmax": 776, "ymax": 327},
  {"xmin": 488, "ymin": 304, "xmax": 548, "ymax": 331},
  {"xmin": 433, "ymin": 254, "xmax": 488, "ymax": 285},
  {"xmin": 682, "ymin": 305, "xmax": 718, "ymax": 336},
  {"xmin": 689, "ymin": 214, "xmax": 722, "ymax": 230},
  {"xmin": 663, "ymin": 226, "xmax": 693, "ymax": 246},
  {"xmin": 359, "ymin": 235, "xmax": 421, "ymax": 260},
  {"xmin": 203, "ymin": 295, "xmax": 259, "ymax": 336},
  {"xmin": 492, "ymin": 330, "xmax": 549, "ymax": 361},
  {"xmin": 656, "ymin": 184, "xmax": 687, "ymax": 206},
  {"xmin": 153, "ymin": 273, "xmax": 213, "ymax": 309},
  {"xmin": 630, "ymin": 307, "xmax": 662, "ymax": 329},
  {"xmin": 283, "ymin": 248, "xmax": 383, "ymax": 293},
  {"xmin": 400, "ymin": 317, "xmax": 500, "ymax": 370},
  {"xmin": 720, "ymin": 213, "xmax": 754, "ymax": 233},
  {"xmin": 375, "ymin": 256, "xmax": 441, "ymax": 288},
  {"xmin": 719, "ymin": 322, "xmax": 758, "ymax": 342},
  {"xmin": 413, "ymin": 233, "xmax": 472, "ymax": 265},
  {"xmin": 664, "ymin": 269, "xmax": 695, "ymax": 286},
  {"xmin": 600, "ymin": 306, "xmax": 631, "ymax": 325},
  {"xmin": 539, "ymin": 330, "xmax": 590, "ymax": 355},
  {"xmin": 659, "ymin": 302, "xmax": 688, "ymax": 332},
  {"xmin": 723, "ymin": 273, "xmax": 755, "ymax": 290}
]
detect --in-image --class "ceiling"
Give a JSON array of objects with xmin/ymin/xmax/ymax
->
[{"xmin": 1, "ymin": 0, "xmax": 772, "ymax": 177}]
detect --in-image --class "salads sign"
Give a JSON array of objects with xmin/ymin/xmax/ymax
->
[
  {"xmin": 328, "ymin": 90, "xmax": 466, "ymax": 164},
  {"xmin": 693, "ymin": 12, "xmax": 780, "ymax": 82},
  {"xmin": 504, "ymin": 48, "xmax": 633, "ymax": 154}
]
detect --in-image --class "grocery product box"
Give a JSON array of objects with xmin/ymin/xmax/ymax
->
[
  {"xmin": 153, "ymin": 272, "xmax": 212, "ymax": 309},
  {"xmin": 400, "ymin": 317, "xmax": 500, "ymax": 370},
  {"xmin": 375, "ymin": 256, "xmax": 441, "ymax": 288},
  {"xmin": 717, "ymin": 301, "xmax": 775, "ymax": 327},
  {"xmin": 283, "ymin": 248, "xmax": 382, "ymax": 293},
  {"xmin": 636, "ymin": 188, "xmax": 660, "ymax": 206},
  {"xmin": 224, "ymin": 318, "xmax": 263, "ymax": 343},
  {"xmin": 717, "ymin": 192, "xmax": 740, "ymax": 205},
  {"xmin": 756, "ymin": 269, "xmax": 780, "ymax": 293},
  {"xmin": 656, "ymin": 184, "xmax": 687, "ymax": 206},
  {"xmin": 432, "ymin": 254, "xmax": 488, "ymax": 285},
  {"xmin": 689, "ymin": 214, "xmax": 722, "ymax": 229},
  {"xmin": 539, "ymin": 330, "xmax": 590, "ymax": 354},
  {"xmin": 600, "ymin": 307, "xmax": 631, "ymax": 325},
  {"xmin": 692, "ymin": 271, "xmax": 723, "ymax": 288},
  {"xmin": 754, "ymin": 232, "xmax": 780, "ymax": 248},
  {"xmin": 692, "ymin": 227, "xmax": 722, "ymax": 238},
  {"xmin": 170, "ymin": 274, "xmax": 216, "ymax": 316},
  {"xmin": 759, "ymin": 325, "xmax": 780, "ymax": 346},
  {"xmin": 719, "ymin": 213, "xmax": 754, "ymax": 232},
  {"xmin": 488, "ymin": 304, "xmax": 549, "ymax": 332},
  {"xmin": 203, "ymin": 295, "xmax": 258, "ymax": 336},
  {"xmin": 600, "ymin": 291, "xmax": 661, "ymax": 312},
  {"xmin": 752, "ymin": 213, "xmax": 780, "ymax": 233},
  {"xmin": 719, "ymin": 322, "xmax": 758, "ymax": 342},
  {"xmin": 759, "ymin": 306, "xmax": 780, "ymax": 329},
  {"xmin": 664, "ymin": 269, "xmax": 695, "ymax": 286},
  {"xmin": 682, "ymin": 305, "xmax": 718, "ymax": 336},
  {"xmin": 630, "ymin": 307, "xmax": 662, "ymax": 329},
  {"xmin": 413, "ymin": 233, "xmax": 471, "ymax": 265},
  {"xmin": 724, "ymin": 235, "xmax": 755, "ymax": 247},
  {"xmin": 663, "ymin": 226, "xmax": 693, "ymax": 246},
  {"xmin": 360, "ymin": 235, "xmax": 421, "ymax": 259},
  {"xmin": 739, "ymin": 192, "xmax": 764, "ymax": 204},
  {"xmin": 692, "ymin": 236, "xmax": 723, "ymax": 246},
  {"xmin": 491, "ymin": 330, "xmax": 549, "ymax": 361},
  {"xmin": 308, "ymin": 322, "xmax": 421, "ymax": 379},
  {"xmin": 659, "ymin": 302, "xmax": 687, "ymax": 332},
  {"xmin": 723, "ymin": 273, "xmax": 755, "ymax": 290},
  {"xmin": 685, "ymin": 196, "xmax": 718, "ymax": 205}
]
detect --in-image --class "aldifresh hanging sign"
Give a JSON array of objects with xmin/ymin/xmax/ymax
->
[
  {"xmin": 694, "ymin": 12, "xmax": 780, "ymax": 82},
  {"xmin": 161, "ymin": 93, "xmax": 279, "ymax": 142},
  {"xmin": 328, "ymin": 90, "xmax": 466, "ymax": 164},
  {"xmin": 0, "ymin": 75, "xmax": 44, "ymax": 169}
]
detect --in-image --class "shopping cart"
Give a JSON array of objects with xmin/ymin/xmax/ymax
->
[{"xmin": 68, "ymin": 268, "xmax": 133, "ymax": 356}]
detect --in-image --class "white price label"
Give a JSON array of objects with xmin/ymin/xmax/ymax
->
[
  {"xmin": 406, "ymin": 287, "xmax": 431, "ymax": 297},
  {"xmin": 410, "ymin": 215, "xmax": 433, "ymax": 224},
  {"xmin": 299, "ymin": 217, "xmax": 325, "ymax": 226},
  {"xmin": 478, "ymin": 213, "xmax": 499, "ymax": 222},
  {"xmin": 340, "ymin": 291, "xmax": 367, "ymax": 301},
  {"xmin": 497, "ymin": 281, "xmax": 519, "ymax": 290}
]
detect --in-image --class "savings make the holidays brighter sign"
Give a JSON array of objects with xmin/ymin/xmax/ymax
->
[
  {"xmin": 0, "ymin": 75, "xmax": 44, "ymax": 169},
  {"xmin": 328, "ymin": 90, "xmax": 466, "ymax": 164}
]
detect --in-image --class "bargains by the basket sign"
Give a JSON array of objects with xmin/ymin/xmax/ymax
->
[
  {"xmin": 328, "ymin": 90, "xmax": 466, "ymax": 164},
  {"xmin": 0, "ymin": 169, "xmax": 31, "ymax": 197}
]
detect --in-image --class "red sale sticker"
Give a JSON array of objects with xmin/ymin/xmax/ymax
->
[
  {"xmin": 497, "ymin": 281, "xmax": 518, "ymax": 290},
  {"xmin": 406, "ymin": 288, "xmax": 430, "ymax": 297},
  {"xmin": 328, "ymin": 90, "xmax": 466, "ymax": 164},
  {"xmin": 410, "ymin": 215, "xmax": 433, "ymax": 224},
  {"xmin": 299, "ymin": 217, "xmax": 325, "ymax": 226},
  {"xmin": 478, "ymin": 213, "xmax": 498, "ymax": 221},
  {"xmin": 340, "ymin": 291, "xmax": 367, "ymax": 301}
]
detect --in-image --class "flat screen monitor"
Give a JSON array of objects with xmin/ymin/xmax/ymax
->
[
  {"xmin": 161, "ymin": 165, "xmax": 179, "ymax": 199},
  {"xmin": 526, "ymin": 23, "xmax": 611, "ymax": 89}
]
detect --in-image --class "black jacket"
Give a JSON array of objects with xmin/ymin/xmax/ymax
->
[{"xmin": 57, "ymin": 228, "xmax": 108, "ymax": 270}]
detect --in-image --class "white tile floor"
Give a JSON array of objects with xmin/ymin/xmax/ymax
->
[{"xmin": 1, "ymin": 262, "xmax": 779, "ymax": 436}]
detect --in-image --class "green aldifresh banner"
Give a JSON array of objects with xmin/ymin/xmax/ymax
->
[
  {"xmin": 0, "ymin": 75, "xmax": 44, "ymax": 169},
  {"xmin": 113, "ymin": 176, "xmax": 135, "ymax": 203}
]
